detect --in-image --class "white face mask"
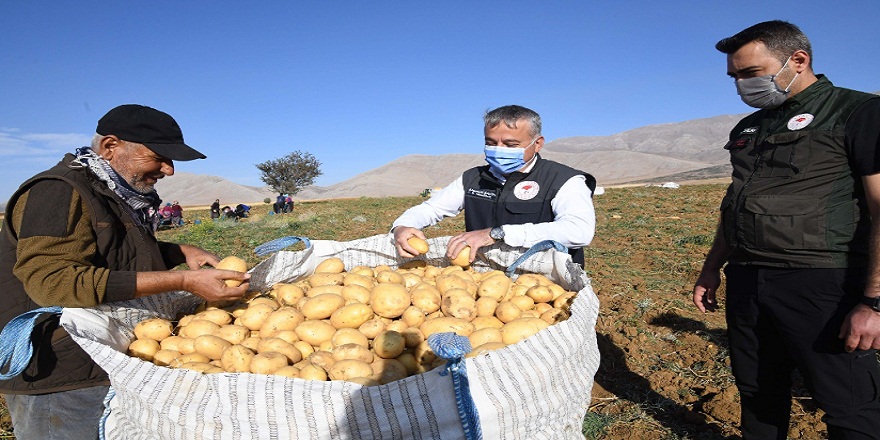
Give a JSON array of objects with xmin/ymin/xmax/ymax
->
[{"xmin": 735, "ymin": 56, "xmax": 800, "ymax": 109}]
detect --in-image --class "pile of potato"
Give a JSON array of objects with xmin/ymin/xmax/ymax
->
[{"xmin": 128, "ymin": 250, "xmax": 577, "ymax": 386}]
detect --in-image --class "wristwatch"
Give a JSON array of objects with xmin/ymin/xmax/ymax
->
[
  {"xmin": 489, "ymin": 226, "xmax": 505, "ymax": 241},
  {"xmin": 861, "ymin": 296, "xmax": 880, "ymax": 312}
]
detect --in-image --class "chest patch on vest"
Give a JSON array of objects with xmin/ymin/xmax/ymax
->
[
  {"xmin": 787, "ymin": 113, "xmax": 814, "ymax": 131},
  {"xmin": 514, "ymin": 181, "xmax": 540, "ymax": 200},
  {"xmin": 467, "ymin": 187, "xmax": 497, "ymax": 201}
]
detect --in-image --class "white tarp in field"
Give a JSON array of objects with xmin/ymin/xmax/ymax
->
[{"xmin": 63, "ymin": 234, "xmax": 601, "ymax": 439}]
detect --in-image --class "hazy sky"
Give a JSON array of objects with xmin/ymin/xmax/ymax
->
[{"xmin": 2, "ymin": 1, "xmax": 878, "ymax": 203}]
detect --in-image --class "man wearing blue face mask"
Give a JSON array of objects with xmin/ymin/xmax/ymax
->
[
  {"xmin": 391, "ymin": 105, "xmax": 596, "ymax": 267},
  {"xmin": 692, "ymin": 20, "xmax": 880, "ymax": 439}
]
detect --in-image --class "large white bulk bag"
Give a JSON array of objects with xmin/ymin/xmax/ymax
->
[{"xmin": 59, "ymin": 234, "xmax": 601, "ymax": 439}]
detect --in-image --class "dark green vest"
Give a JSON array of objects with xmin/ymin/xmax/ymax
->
[
  {"xmin": 0, "ymin": 154, "xmax": 168, "ymax": 393},
  {"xmin": 721, "ymin": 76, "xmax": 878, "ymax": 268}
]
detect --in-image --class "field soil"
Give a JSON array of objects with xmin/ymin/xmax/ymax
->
[{"xmin": 0, "ymin": 185, "xmax": 835, "ymax": 439}]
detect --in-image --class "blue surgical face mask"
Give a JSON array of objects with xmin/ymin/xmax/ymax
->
[
  {"xmin": 484, "ymin": 137, "xmax": 538, "ymax": 175},
  {"xmin": 735, "ymin": 56, "xmax": 799, "ymax": 109}
]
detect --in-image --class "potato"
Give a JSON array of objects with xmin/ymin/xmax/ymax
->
[
  {"xmin": 160, "ymin": 335, "xmax": 186, "ymax": 352},
  {"xmin": 250, "ymin": 352, "xmax": 289, "ymax": 375},
  {"xmin": 273, "ymin": 365, "xmax": 301, "ymax": 378},
  {"xmin": 240, "ymin": 336, "xmax": 261, "ymax": 352},
  {"xmin": 435, "ymin": 275, "xmax": 471, "ymax": 294},
  {"xmin": 471, "ymin": 316, "xmax": 505, "ymax": 330},
  {"xmin": 308, "ymin": 273, "xmax": 345, "ymax": 288},
  {"xmin": 373, "ymin": 330, "xmax": 406, "ymax": 359},
  {"xmin": 401, "ymin": 306, "xmax": 426, "ymax": 328},
  {"xmin": 400, "ymin": 273, "xmax": 423, "ymax": 289},
  {"xmin": 330, "ymin": 303, "xmax": 374, "ymax": 329},
  {"xmin": 294, "ymin": 341, "xmax": 315, "ymax": 358},
  {"xmin": 257, "ymin": 338, "xmax": 303, "ymax": 364},
  {"xmin": 272, "ymin": 283, "xmax": 305, "ymax": 306},
  {"xmin": 294, "ymin": 320, "xmax": 337, "ymax": 346},
  {"xmin": 216, "ymin": 256, "xmax": 248, "ymax": 287},
  {"xmin": 299, "ymin": 293, "xmax": 344, "ymax": 320},
  {"xmin": 370, "ymin": 283, "xmax": 410, "ymax": 319},
  {"xmin": 152, "ymin": 349, "xmax": 181, "ymax": 366},
  {"xmin": 495, "ymin": 301, "xmax": 522, "ymax": 323},
  {"xmin": 385, "ymin": 320, "xmax": 409, "ymax": 333},
  {"xmin": 395, "ymin": 352, "xmax": 420, "ymax": 375},
  {"xmin": 349, "ymin": 266, "xmax": 374, "ymax": 277},
  {"xmin": 221, "ymin": 344, "xmax": 255, "ymax": 372},
  {"xmin": 179, "ymin": 362, "xmax": 224, "ymax": 374},
  {"xmin": 500, "ymin": 317, "xmax": 551, "ymax": 345},
  {"xmin": 194, "ymin": 334, "xmax": 232, "ymax": 360},
  {"xmin": 213, "ymin": 324, "xmax": 250, "ymax": 345},
  {"xmin": 346, "ymin": 376, "xmax": 381, "ymax": 386},
  {"xmin": 467, "ymin": 342, "xmax": 508, "ymax": 358},
  {"xmin": 401, "ymin": 327, "xmax": 425, "ymax": 348},
  {"xmin": 309, "ymin": 350, "xmax": 336, "ymax": 371},
  {"xmin": 182, "ymin": 319, "xmax": 222, "ymax": 339},
  {"xmin": 422, "ymin": 265, "xmax": 442, "ymax": 279},
  {"xmin": 128, "ymin": 338, "xmax": 160, "ymax": 361},
  {"xmin": 450, "ymin": 246, "xmax": 471, "ymax": 267},
  {"xmin": 358, "ymin": 319, "xmax": 387, "ymax": 339},
  {"xmin": 410, "ymin": 285, "xmax": 442, "ymax": 313},
  {"xmin": 177, "ymin": 337, "xmax": 196, "ymax": 354},
  {"xmin": 407, "ymin": 236, "xmax": 430, "ymax": 254},
  {"xmin": 375, "ymin": 270, "xmax": 405, "ymax": 285},
  {"xmin": 274, "ymin": 330, "xmax": 299, "ymax": 344},
  {"xmin": 239, "ymin": 303, "xmax": 276, "ymax": 331},
  {"xmin": 535, "ymin": 302, "xmax": 553, "ymax": 314},
  {"xmin": 134, "ymin": 318, "xmax": 174, "ymax": 341},
  {"xmin": 477, "ymin": 274, "xmax": 511, "ymax": 301},
  {"xmin": 195, "ymin": 309, "xmax": 233, "ymax": 326},
  {"xmin": 370, "ymin": 358, "xmax": 408, "ymax": 384},
  {"xmin": 170, "ymin": 352, "xmax": 211, "ymax": 368},
  {"xmin": 331, "ymin": 328, "xmax": 369, "ymax": 348},
  {"xmin": 540, "ymin": 308, "xmax": 568, "ymax": 324},
  {"xmin": 413, "ymin": 341, "xmax": 437, "ymax": 367},
  {"xmin": 258, "ymin": 307, "xmax": 306, "ymax": 338},
  {"xmin": 553, "ymin": 292, "xmax": 577, "ymax": 309},
  {"xmin": 314, "ymin": 257, "xmax": 345, "ymax": 274},
  {"xmin": 341, "ymin": 285, "xmax": 371, "ymax": 304},
  {"xmin": 475, "ymin": 297, "xmax": 499, "ymax": 317},
  {"xmin": 328, "ymin": 359, "xmax": 373, "ymax": 381},
  {"xmin": 343, "ymin": 273, "xmax": 375, "ymax": 289},
  {"xmin": 332, "ymin": 343, "xmax": 374, "ymax": 363},
  {"xmin": 420, "ymin": 317, "xmax": 475, "ymax": 337},
  {"xmin": 298, "ymin": 362, "xmax": 328, "ymax": 381},
  {"xmin": 440, "ymin": 289, "xmax": 477, "ymax": 321},
  {"xmin": 548, "ymin": 284, "xmax": 568, "ymax": 301},
  {"xmin": 509, "ymin": 295, "xmax": 535, "ymax": 312}
]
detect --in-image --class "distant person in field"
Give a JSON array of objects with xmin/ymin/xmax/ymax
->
[
  {"xmin": 0, "ymin": 104, "xmax": 250, "ymax": 439},
  {"xmin": 691, "ymin": 20, "xmax": 880, "ymax": 439},
  {"xmin": 274, "ymin": 193, "xmax": 285, "ymax": 214},
  {"xmin": 391, "ymin": 104, "xmax": 596, "ymax": 267},
  {"xmin": 211, "ymin": 198, "xmax": 221, "ymax": 220},
  {"xmin": 170, "ymin": 200, "xmax": 183, "ymax": 226}
]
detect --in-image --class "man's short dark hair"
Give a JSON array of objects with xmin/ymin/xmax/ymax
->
[
  {"xmin": 484, "ymin": 105, "xmax": 542, "ymax": 137},
  {"xmin": 716, "ymin": 20, "xmax": 812, "ymax": 66}
]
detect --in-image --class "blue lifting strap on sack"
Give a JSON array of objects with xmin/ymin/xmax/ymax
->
[
  {"xmin": 505, "ymin": 240, "xmax": 568, "ymax": 277},
  {"xmin": 99, "ymin": 386, "xmax": 116, "ymax": 440},
  {"xmin": 0, "ymin": 306, "xmax": 63, "ymax": 380},
  {"xmin": 428, "ymin": 332, "xmax": 482, "ymax": 440},
  {"xmin": 253, "ymin": 236, "xmax": 312, "ymax": 257}
]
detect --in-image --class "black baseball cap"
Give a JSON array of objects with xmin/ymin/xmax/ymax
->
[{"xmin": 96, "ymin": 104, "xmax": 206, "ymax": 161}]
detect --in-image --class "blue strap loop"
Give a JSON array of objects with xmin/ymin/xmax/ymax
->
[
  {"xmin": 99, "ymin": 386, "xmax": 116, "ymax": 440},
  {"xmin": 505, "ymin": 239, "xmax": 568, "ymax": 277},
  {"xmin": 0, "ymin": 306, "xmax": 63, "ymax": 380},
  {"xmin": 428, "ymin": 332, "xmax": 482, "ymax": 440},
  {"xmin": 254, "ymin": 236, "xmax": 312, "ymax": 257}
]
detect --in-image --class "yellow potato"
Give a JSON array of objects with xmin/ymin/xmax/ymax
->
[
  {"xmin": 500, "ymin": 317, "xmax": 551, "ymax": 345},
  {"xmin": 257, "ymin": 338, "xmax": 303, "ymax": 364},
  {"xmin": 358, "ymin": 319, "xmax": 387, "ymax": 339},
  {"xmin": 349, "ymin": 266, "xmax": 375, "ymax": 277},
  {"xmin": 272, "ymin": 283, "xmax": 305, "ymax": 306},
  {"xmin": 213, "ymin": 324, "xmax": 250, "ymax": 345},
  {"xmin": 330, "ymin": 303, "xmax": 374, "ymax": 329},
  {"xmin": 509, "ymin": 295, "xmax": 535, "ymax": 311},
  {"xmin": 346, "ymin": 376, "xmax": 381, "ymax": 386},
  {"xmin": 401, "ymin": 306, "xmax": 426, "ymax": 328},
  {"xmin": 301, "ymin": 293, "xmax": 346, "ymax": 320},
  {"xmin": 308, "ymin": 273, "xmax": 345, "ymax": 288},
  {"xmin": 298, "ymin": 362, "xmax": 328, "ymax": 381},
  {"xmin": 341, "ymin": 284, "xmax": 371, "ymax": 304},
  {"xmin": 435, "ymin": 275, "xmax": 471, "ymax": 294},
  {"xmin": 440, "ymin": 289, "xmax": 477, "ymax": 321},
  {"xmin": 370, "ymin": 283, "xmax": 410, "ymax": 319},
  {"xmin": 373, "ymin": 330, "xmax": 406, "ymax": 359},
  {"xmin": 331, "ymin": 343, "xmax": 374, "ymax": 363},
  {"xmin": 294, "ymin": 341, "xmax": 315, "ymax": 358},
  {"xmin": 179, "ymin": 362, "xmax": 224, "ymax": 374},
  {"xmin": 128, "ymin": 338, "xmax": 160, "ymax": 361},
  {"xmin": 194, "ymin": 334, "xmax": 232, "ymax": 360},
  {"xmin": 294, "ymin": 320, "xmax": 337, "ymax": 346},
  {"xmin": 395, "ymin": 352, "xmax": 421, "ymax": 375},
  {"xmin": 343, "ymin": 273, "xmax": 375, "ymax": 289},
  {"xmin": 477, "ymin": 275, "xmax": 511, "ymax": 301},
  {"xmin": 495, "ymin": 301, "xmax": 522, "ymax": 323},
  {"xmin": 375, "ymin": 270, "xmax": 405, "ymax": 285},
  {"xmin": 195, "ymin": 309, "xmax": 233, "ymax": 326},
  {"xmin": 407, "ymin": 236, "xmax": 430, "ymax": 254},
  {"xmin": 250, "ymin": 352, "xmax": 289, "ymax": 375},
  {"xmin": 420, "ymin": 317, "xmax": 475, "ymax": 337},
  {"xmin": 314, "ymin": 257, "xmax": 345, "ymax": 274},
  {"xmin": 411, "ymin": 284, "xmax": 442, "ymax": 313},
  {"xmin": 170, "ymin": 352, "xmax": 211, "ymax": 368},
  {"xmin": 466, "ymin": 342, "xmax": 508, "ymax": 358},
  {"xmin": 331, "ymin": 328, "xmax": 369, "ymax": 348},
  {"xmin": 274, "ymin": 329, "xmax": 299, "ymax": 344},
  {"xmin": 273, "ymin": 365, "xmax": 301, "ymax": 378},
  {"xmin": 468, "ymin": 327, "xmax": 503, "ymax": 348},
  {"xmin": 181, "ymin": 319, "xmax": 221, "ymax": 339},
  {"xmin": 259, "ymin": 307, "xmax": 306, "ymax": 338},
  {"xmin": 176, "ymin": 337, "xmax": 196, "ymax": 354},
  {"xmin": 220, "ymin": 344, "xmax": 255, "ymax": 372},
  {"xmin": 450, "ymin": 246, "xmax": 471, "ymax": 267},
  {"xmin": 215, "ymin": 256, "xmax": 248, "ymax": 287},
  {"xmin": 159, "ymin": 335, "xmax": 186, "ymax": 352},
  {"xmin": 370, "ymin": 358, "xmax": 408, "ymax": 384},
  {"xmin": 413, "ymin": 341, "xmax": 437, "ymax": 367},
  {"xmin": 240, "ymin": 336, "xmax": 261, "ymax": 352},
  {"xmin": 239, "ymin": 303, "xmax": 276, "ymax": 331},
  {"xmin": 535, "ymin": 302, "xmax": 553, "ymax": 314},
  {"xmin": 308, "ymin": 350, "xmax": 336, "ymax": 371},
  {"xmin": 134, "ymin": 318, "xmax": 174, "ymax": 341},
  {"xmin": 401, "ymin": 327, "xmax": 425, "ymax": 348},
  {"xmin": 553, "ymin": 292, "xmax": 577, "ymax": 309},
  {"xmin": 400, "ymin": 272, "xmax": 424, "ymax": 289},
  {"xmin": 385, "ymin": 320, "xmax": 408, "ymax": 333},
  {"xmin": 328, "ymin": 359, "xmax": 373, "ymax": 381},
  {"xmin": 152, "ymin": 349, "xmax": 181, "ymax": 367},
  {"xmin": 475, "ymin": 297, "xmax": 499, "ymax": 317},
  {"xmin": 540, "ymin": 308, "xmax": 568, "ymax": 324},
  {"xmin": 471, "ymin": 316, "xmax": 505, "ymax": 330}
]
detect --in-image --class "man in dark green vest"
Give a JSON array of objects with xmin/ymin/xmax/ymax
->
[
  {"xmin": 0, "ymin": 104, "xmax": 251, "ymax": 439},
  {"xmin": 692, "ymin": 21, "xmax": 880, "ymax": 439}
]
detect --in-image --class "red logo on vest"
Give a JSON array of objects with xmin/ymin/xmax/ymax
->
[{"xmin": 514, "ymin": 181, "xmax": 540, "ymax": 200}]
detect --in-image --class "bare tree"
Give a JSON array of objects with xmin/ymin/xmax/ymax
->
[{"xmin": 255, "ymin": 151, "xmax": 322, "ymax": 195}]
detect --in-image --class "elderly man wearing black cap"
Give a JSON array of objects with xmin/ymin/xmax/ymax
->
[{"xmin": 0, "ymin": 104, "xmax": 250, "ymax": 439}]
